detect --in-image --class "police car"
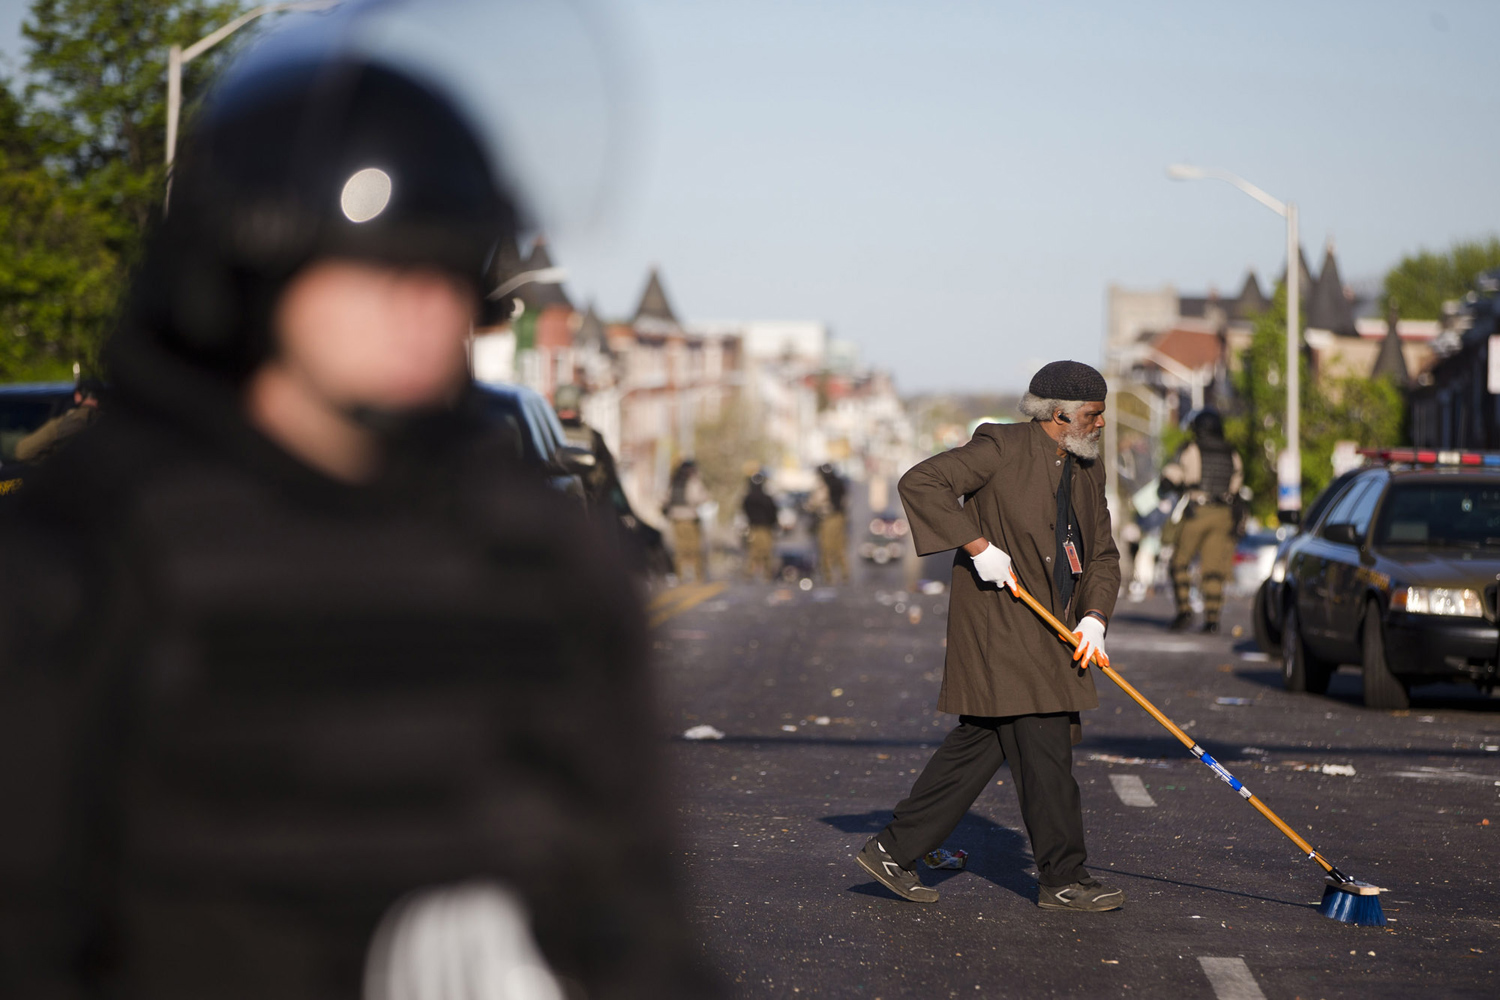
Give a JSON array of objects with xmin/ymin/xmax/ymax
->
[{"xmin": 1268, "ymin": 449, "xmax": 1500, "ymax": 709}]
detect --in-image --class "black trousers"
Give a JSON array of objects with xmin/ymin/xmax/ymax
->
[{"xmin": 878, "ymin": 713, "xmax": 1088, "ymax": 887}]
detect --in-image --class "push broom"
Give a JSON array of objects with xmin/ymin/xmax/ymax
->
[{"xmin": 1008, "ymin": 580, "xmax": 1386, "ymax": 927}]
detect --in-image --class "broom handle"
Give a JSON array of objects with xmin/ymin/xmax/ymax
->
[{"xmin": 1009, "ymin": 581, "xmax": 1338, "ymax": 877}]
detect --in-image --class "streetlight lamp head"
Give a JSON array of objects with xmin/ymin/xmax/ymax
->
[{"xmin": 1166, "ymin": 164, "xmax": 1205, "ymax": 181}]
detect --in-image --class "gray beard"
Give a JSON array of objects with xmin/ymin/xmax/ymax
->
[{"xmin": 1062, "ymin": 428, "xmax": 1102, "ymax": 461}]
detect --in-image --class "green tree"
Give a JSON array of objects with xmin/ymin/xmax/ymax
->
[
  {"xmin": 693, "ymin": 393, "xmax": 771, "ymax": 525},
  {"xmin": 1382, "ymin": 236, "xmax": 1500, "ymax": 320},
  {"xmin": 0, "ymin": 0, "xmax": 245, "ymax": 378},
  {"xmin": 0, "ymin": 79, "xmax": 119, "ymax": 380},
  {"xmin": 1226, "ymin": 285, "xmax": 1404, "ymax": 523},
  {"xmin": 23, "ymin": 0, "xmax": 245, "ymax": 233}
]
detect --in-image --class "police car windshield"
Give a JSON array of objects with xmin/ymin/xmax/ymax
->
[{"xmin": 1374, "ymin": 482, "xmax": 1500, "ymax": 548}]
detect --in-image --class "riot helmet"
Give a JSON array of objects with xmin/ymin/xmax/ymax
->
[
  {"xmin": 553, "ymin": 383, "xmax": 582, "ymax": 422},
  {"xmin": 112, "ymin": 0, "xmax": 629, "ymax": 388},
  {"xmin": 1191, "ymin": 409, "xmax": 1225, "ymax": 441},
  {"xmin": 121, "ymin": 56, "xmax": 517, "ymax": 382}
]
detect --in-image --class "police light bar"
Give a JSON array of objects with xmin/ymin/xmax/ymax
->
[{"xmin": 1359, "ymin": 448, "xmax": 1500, "ymax": 467}]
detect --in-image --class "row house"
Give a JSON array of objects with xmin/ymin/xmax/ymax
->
[
  {"xmin": 473, "ymin": 246, "xmax": 910, "ymax": 519},
  {"xmin": 1105, "ymin": 241, "xmax": 1439, "ymax": 497},
  {"xmin": 1408, "ymin": 270, "xmax": 1500, "ymax": 449},
  {"xmin": 600, "ymin": 270, "xmax": 744, "ymax": 514}
]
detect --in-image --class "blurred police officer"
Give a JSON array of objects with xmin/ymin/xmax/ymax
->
[
  {"xmin": 13, "ymin": 377, "xmax": 104, "ymax": 463},
  {"xmin": 664, "ymin": 458, "xmax": 709, "ymax": 582},
  {"xmin": 741, "ymin": 471, "xmax": 779, "ymax": 582},
  {"xmin": 808, "ymin": 462, "xmax": 849, "ymax": 584},
  {"xmin": 553, "ymin": 382, "xmax": 612, "ymax": 504},
  {"xmin": 0, "ymin": 42, "xmax": 714, "ymax": 1000},
  {"xmin": 1162, "ymin": 409, "xmax": 1245, "ymax": 633}
]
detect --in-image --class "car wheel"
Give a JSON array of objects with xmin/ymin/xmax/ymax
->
[
  {"xmin": 1281, "ymin": 603, "xmax": 1333, "ymax": 694},
  {"xmin": 1252, "ymin": 580, "xmax": 1280, "ymax": 655},
  {"xmin": 1361, "ymin": 601, "xmax": 1410, "ymax": 710}
]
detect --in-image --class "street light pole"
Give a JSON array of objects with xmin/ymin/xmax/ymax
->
[
  {"xmin": 165, "ymin": 1, "xmax": 340, "ymax": 195},
  {"xmin": 1166, "ymin": 164, "xmax": 1302, "ymax": 521},
  {"xmin": 1282, "ymin": 201, "xmax": 1300, "ymax": 518}
]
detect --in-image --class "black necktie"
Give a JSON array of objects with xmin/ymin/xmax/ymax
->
[{"xmin": 1055, "ymin": 454, "xmax": 1076, "ymax": 611}]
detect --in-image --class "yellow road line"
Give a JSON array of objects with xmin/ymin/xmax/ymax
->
[
  {"xmin": 648, "ymin": 581, "xmax": 727, "ymax": 628},
  {"xmin": 646, "ymin": 580, "xmax": 719, "ymax": 613},
  {"xmin": 647, "ymin": 586, "xmax": 694, "ymax": 612}
]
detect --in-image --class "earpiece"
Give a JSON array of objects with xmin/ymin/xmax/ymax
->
[{"xmin": 1056, "ymin": 412, "xmax": 1072, "ymax": 424}]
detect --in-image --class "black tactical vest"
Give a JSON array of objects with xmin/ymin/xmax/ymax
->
[{"xmin": 1197, "ymin": 439, "xmax": 1235, "ymax": 500}]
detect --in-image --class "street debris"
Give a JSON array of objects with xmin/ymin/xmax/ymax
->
[
  {"xmin": 1240, "ymin": 747, "xmax": 1270, "ymax": 756},
  {"xmin": 814, "ymin": 716, "xmax": 831, "ymax": 726},
  {"xmin": 921, "ymin": 580, "xmax": 946, "ymax": 595},
  {"xmin": 781, "ymin": 724, "xmax": 798, "ymax": 732},
  {"xmin": 908, "ymin": 606, "xmax": 923, "ymax": 625},
  {"xmin": 1216, "ymin": 697, "xmax": 1253, "ymax": 706},
  {"xmin": 1240, "ymin": 651, "xmax": 1270, "ymax": 662},
  {"xmin": 1281, "ymin": 761, "xmax": 1356, "ymax": 776},
  {"xmin": 682, "ymin": 724, "xmax": 725, "ymax": 741},
  {"xmin": 923, "ymin": 848, "xmax": 967, "ymax": 870}
]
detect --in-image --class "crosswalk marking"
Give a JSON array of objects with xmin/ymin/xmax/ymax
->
[
  {"xmin": 1109, "ymin": 773, "xmax": 1157, "ymax": 807},
  {"xmin": 1198, "ymin": 957, "xmax": 1267, "ymax": 1000},
  {"xmin": 648, "ymin": 582, "xmax": 728, "ymax": 628}
]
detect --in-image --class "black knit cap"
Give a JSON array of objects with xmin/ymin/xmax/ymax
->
[{"xmin": 1028, "ymin": 360, "xmax": 1107, "ymax": 402}]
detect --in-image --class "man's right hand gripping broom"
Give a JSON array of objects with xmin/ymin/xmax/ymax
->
[{"xmin": 1071, "ymin": 617, "xmax": 1108, "ymax": 669}]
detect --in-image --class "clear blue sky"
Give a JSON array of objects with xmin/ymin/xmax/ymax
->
[{"xmin": 4, "ymin": 0, "xmax": 1499, "ymax": 392}]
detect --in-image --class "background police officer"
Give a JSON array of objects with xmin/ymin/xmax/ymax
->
[{"xmin": 1162, "ymin": 409, "xmax": 1245, "ymax": 633}]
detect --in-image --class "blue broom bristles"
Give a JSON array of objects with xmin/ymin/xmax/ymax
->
[{"xmin": 1318, "ymin": 883, "xmax": 1386, "ymax": 927}]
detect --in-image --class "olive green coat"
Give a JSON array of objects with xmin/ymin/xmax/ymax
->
[{"xmin": 899, "ymin": 421, "xmax": 1120, "ymax": 718}]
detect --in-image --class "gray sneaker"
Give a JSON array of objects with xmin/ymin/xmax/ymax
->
[
  {"xmin": 856, "ymin": 838, "xmax": 939, "ymax": 903},
  {"xmin": 1037, "ymin": 878, "xmax": 1124, "ymax": 912}
]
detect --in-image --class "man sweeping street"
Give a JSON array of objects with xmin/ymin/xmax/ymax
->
[{"xmin": 856, "ymin": 360, "xmax": 1123, "ymax": 912}]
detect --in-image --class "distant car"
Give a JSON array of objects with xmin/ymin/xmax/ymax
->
[
  {"xmin": 471, "ymin": 381, "xmax": 592, "ymax": 501},
  {"xmin": 776, "ymin": 491, "xmax": 808, "ymax": 532},
  {"xmin": 0, "ymin": 382, "xmax": 78, "ymax": 488},
  {"xmin": 1252, "ymin": 469, "xmax": 1363, "ymax": 656},
  {"xmin": 776, "ymin": 545, "xmax": 816, "ymax": 584},
  {"xmin": 1232, "ymin": 529, "xmax": 1282, "ymax": 595},
  {"xmin": 859, "ymin": 511, "xmax": 910, "ymax": 565},
  {"xmin": 1272, "ymin": 450, "xmax": 1500, "ymax": 708},
  {"xmin": 470, "ymin": 382, "xmax": 670, "ymax": 576}
]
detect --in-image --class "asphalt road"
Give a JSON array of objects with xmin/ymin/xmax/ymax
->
[{"xmin": 650, "ymin": 564, "xmax": 1500, "ymax": 999}]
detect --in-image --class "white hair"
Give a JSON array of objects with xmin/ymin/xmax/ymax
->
[{"xmin": 1018, "ymin": 394, "xmax": 1088, "ymax": 422}]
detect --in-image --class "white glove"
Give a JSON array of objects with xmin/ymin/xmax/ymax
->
[
  {"xmin": 970, "ymin": 542, "xmax": 1016, "ymax": 590},
  {"xmin": 1072, "ymin": 616, "xmax": 1108, "ymax": 668}
]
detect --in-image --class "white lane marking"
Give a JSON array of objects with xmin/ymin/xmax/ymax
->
[
  {"xmin": 1109, "ymin": 774, "xmax": 1157, "ymax": 807},
  {"xmin": 1390, "ymin": 766, "xmax": 1498, "ymax": 784},
  {"xmin": 1105, "ymin": 636, "xmax": 1211, "ymax": 653},
  {"xmin": 1198, "ymin": 957, "xmax": 1267, "ymax": 1000}
]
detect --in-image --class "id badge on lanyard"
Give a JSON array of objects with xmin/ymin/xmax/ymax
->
[{"xmin": 1064, "ymin": 539, "xmax": 1082, "ymax": 576}]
